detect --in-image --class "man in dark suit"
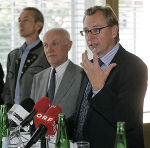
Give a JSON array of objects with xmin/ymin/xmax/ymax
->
[
  {"xmin": 2, "ymin": 7, "xmax": 49, "ymax": 106},
  {"xmin": 30, "ymin": 28, "xmax": 82, "ymax": 118},
  {"xmin": 68, "ymin": 5, "xmax": 148, "ymax": 148}
]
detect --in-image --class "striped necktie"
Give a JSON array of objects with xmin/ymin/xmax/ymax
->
[{"xmin": 75, "ymin": 58, "xmax": 104, "ymax": 140}]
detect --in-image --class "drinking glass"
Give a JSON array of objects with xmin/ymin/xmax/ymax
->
[
  {"xmin": 9, "ymin": 127, "xmax": 24, "ymax": 148},
  {"xmin": 73, "ymin": 141, "xmax": 90, "ymax": 148}
]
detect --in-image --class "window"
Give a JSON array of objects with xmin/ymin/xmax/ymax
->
[
  {"xmin": 119, "ymin": 0, "xmax": 150, "ymax": 123},
  {"xmin": 0, "ymin": 0, "xmax": 105, "ymax": 71}
]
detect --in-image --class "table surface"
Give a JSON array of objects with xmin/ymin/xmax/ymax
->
[{"xmin": 8, "ymin": 132, "xmax": 74, "ymax": 148}]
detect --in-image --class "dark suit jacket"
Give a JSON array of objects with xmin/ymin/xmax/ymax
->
[
  {"xmin": 30, "ymin": 61, "xmax": 83, "ymax": 118},
  {"xmin": 2, "ymin": 41, "xmax": 49, "ymax": 105},
  {"xmin": 69, "ymin": 44, "xmax": 148, "ymax": 148},
  {"xmin": 0, "ymin": 63, "xmax": 4, "ymax": 104}
]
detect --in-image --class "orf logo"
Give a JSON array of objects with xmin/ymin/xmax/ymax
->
[{"xmin": 36, "ymin": 112, "xmax": 54, "ymax": 122}]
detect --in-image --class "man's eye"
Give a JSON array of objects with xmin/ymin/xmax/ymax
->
[
  {"xmin": 52, "ymin": 41, "xmax": 59, "ymax": 46},
  {"xmin": 43, "ymin": 43, "xmax": 47, "ymax": 47},
  {"xmin": 84, "ymin": 30, "xmax": 89, "ymax": 34},
  {"xmin": 93, "ymin": 28, "xmax": 100, "ymax": 33}
]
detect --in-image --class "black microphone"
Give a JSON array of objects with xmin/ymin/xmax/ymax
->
[
  {"xmin": 6, "ymin": 103, "xmax": 13, "ymax": 112},
  {"xmin": 41, "ymin": 136, "xmax": 47, "ymax": 148},
  {"xmin": 20, "ymin": 98, "xmax": 35, "ymax": 112}
]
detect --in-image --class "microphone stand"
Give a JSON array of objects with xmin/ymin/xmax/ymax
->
[
  {"xmin": 41, "ymin": 136, "xmax": 46, "ymax": 148},
  {"xmin": 41, "ymin": 136, "xmax": 49, "ymax": 148}
]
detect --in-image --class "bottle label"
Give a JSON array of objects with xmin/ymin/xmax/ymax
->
[{"xmin": 2, "ymin": 137, "xmax": 10, "ymax": 148}]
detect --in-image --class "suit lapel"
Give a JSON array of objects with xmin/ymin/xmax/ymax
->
[
  {"xmin": 53, "ymin": 61, "xmax": 75, "ymax": 104},
  {"xmin": 42, "ymin": 68, "xmax": 51, "ymax": 96},
  {"xmin": 76, "ymin": 72, "xmax": 88, "ymax": 114},
  {"xmin": 105, "ymin": 44, "xmax": 126, "ymax": 85},
  {"xmin": 110, "ymin": 44, "xmax": 126, "ymax": 64}
]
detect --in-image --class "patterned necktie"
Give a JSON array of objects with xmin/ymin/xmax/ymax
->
[
  {"xmin": 75, "ymin": 58, "xmax": 103, "ymax": 141},
  {"xmin": 47, "ymin": 68, "xmax": 56, "ymax": 101}
]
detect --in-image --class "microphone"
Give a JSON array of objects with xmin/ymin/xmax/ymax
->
[
  {"xmin": 20, "ymin": 98, "xmax": 35, "ymax": 112},
  {"xmin": 8, "ymin": 98, "xmax": 35, "ymax": 127},
  {"xmin": 6, "ymin": 103, "xmax": 13, "ymax": 111},
  {"xmin": 34, "ymin": 105, "xmax": 62, "ymax": 135},
  {"xmin": 18, "ymin": 97, "xmax": 51, "ymax": 129},
  {"xmin": 24, "ymin": 105, "xmax": 62, "ymax": 148},
  {"xmin": 9, "ymin": 97, "xmax": 51, "ymax": 139},
  {"xmin": 39, "ymin": 105, "xmax": 62, "ymax": 148},
  {"xmin": 45, "ymin": 105, "xmax": 62, "ymax": 121}
]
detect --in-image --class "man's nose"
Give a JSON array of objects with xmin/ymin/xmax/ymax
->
[
  {"xmin": 86, "ymin": 31, "xmax": 95, "ymax": 39},
  {"xmin": 47, "ymin": 45, "xmax": 53, "ymax": 52},
  {"xmin": 19, "ymin": 21, "xmax": 24, "ymax": 27}
]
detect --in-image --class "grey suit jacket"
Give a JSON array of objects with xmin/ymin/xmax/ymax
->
[
  {"xmin": 2, "ymin": 41, "xmax": 49, "ymax": 104},
  {"xmin": 30, "ymin": 61, "xmax": 83, "ymax": 118}
]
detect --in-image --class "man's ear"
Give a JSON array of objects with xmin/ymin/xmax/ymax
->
[
  {"xmin": 67, "ymin": 41, "xmax": 72, "ymax": 51},
  {"xmin": 112, "ymin": 25, "xmax": 119, "ymax": 38},
  {"xmin": 36, "ymin": 22, "xmax": 43, "ymax": 33}
]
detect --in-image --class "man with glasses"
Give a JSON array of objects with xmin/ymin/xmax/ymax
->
[{"xmin": 68, "ymin": 5, "xmax": 148, "ymax": 148}]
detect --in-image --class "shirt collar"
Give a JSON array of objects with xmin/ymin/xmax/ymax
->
[
  {"xmin": 20, "ymin": 38, "xmax": 41, "ymax": 52},
  {"xmin": 100, "ymin": 43, "xmax": 119, "ymax": 66},
  {"xmin": 51, "ymin": 59, "xmax": 70, "ymax": 77}
]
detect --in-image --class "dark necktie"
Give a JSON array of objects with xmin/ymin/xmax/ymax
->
[
  {"xmin": 98, "ymin": 58, "xmax": 103, "ymax": 67},
  {"xmin": 47, "ymin": 68, "xmax": 56, "ymax": 101},
  {"xmin": 76, "ymin": 58, "xmax": 103, "ymax": 140}
]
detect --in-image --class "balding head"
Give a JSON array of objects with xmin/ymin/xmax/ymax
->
[
  {"xmin": 43, "ymin": 28, "xmax": 72, "ymax": 68},
  {"xmin": 44, "ymin": 28, "xmax": 71, "ymax": 43}
]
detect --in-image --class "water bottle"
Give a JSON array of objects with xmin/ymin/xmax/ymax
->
[
  {"xmin": 1, "ymin": 105, "xmax": 10, "ymax": 148},
  {"xmin": 114, "ymin": 121, "xmax": 127, "ymax": 148},
  {"xmin": 55, "ymin": 113, "xmax": 70, "ymax": 148},
  {"xmin": 0, "ymin": 105, "xmax": 3, "ymax": 148}
]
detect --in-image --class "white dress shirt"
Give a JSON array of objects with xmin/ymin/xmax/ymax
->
[{"xmin": 48, "ymin": 59, "xmax": 70, "ymax": 97}]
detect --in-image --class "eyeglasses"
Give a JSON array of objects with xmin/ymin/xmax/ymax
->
[{"xmin": 80, "ymin": 26, "xmax": 110, "ymax": 36}]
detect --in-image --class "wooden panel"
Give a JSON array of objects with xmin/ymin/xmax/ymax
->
[
  {"xmin": 143, "ymin": 123, "xmax": 150, "ymax": 148},
  {"xmin": 106, "ymin": 0, "xmax": 118, "ymax": 18}
]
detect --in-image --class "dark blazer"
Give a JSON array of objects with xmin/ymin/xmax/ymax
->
[
  {"xmin": 2, "ymin": 41, "xmax": 49, "ymax": 105},
  {"xmin": 69, "ymin": 44, "xmax": 148, "ymax": 148},
  {"xmin": 30, "ymin": 61, "xmax": 83, "ymax": 118},
  {"xmin": 0, "ymin": 63, "xmax": 4, "ymax": 104}
]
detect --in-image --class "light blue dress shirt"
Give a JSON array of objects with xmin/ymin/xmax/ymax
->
[
  {"xmin": 93, "ymin": 43, "xmax": 119, "ymax": 96},
  {"xmin": 14, "ymin": 39, "xmax": 41, "ymax": 104}
]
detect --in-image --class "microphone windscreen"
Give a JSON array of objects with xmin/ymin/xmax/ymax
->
[
  {"xmin": 33, "ymin": 97, "xmax": 51, "ymax": 113},
  {"xmin": 46, "ymin": 105, "xmax": 62, "ymax": 121},
  {"xmin": 34, "ymin": 112, "xmax": 57, "ymax": 135},
  {"xmin": 20, "ymin": 98, "xmax": 35, "ymax": 112}
]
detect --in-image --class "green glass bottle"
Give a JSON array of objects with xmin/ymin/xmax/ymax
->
[
  {"xmin": 114, "ymin": 121, "xmax": 127, "ymax": 148},
  {"xmin": 1, "ymin": 105, "xmax": 10, "ymax": 148},
  {"xmin": 0, "ymin": 105, "xmax": 3, "ymax": 148},
  {"xmin": 55, "ymin": 113, "xmax": 70, "ymax": 148}
]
